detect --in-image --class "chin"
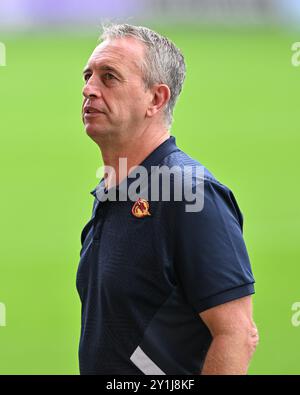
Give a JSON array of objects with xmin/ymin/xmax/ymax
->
[{"xmin": 84, "ymin": 124, "xmax": 109, "ymax": 138}]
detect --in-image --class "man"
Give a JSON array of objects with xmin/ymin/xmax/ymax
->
[{"xmin": 76, "ymin": 23, "xmax": 258, "ymax": 375}]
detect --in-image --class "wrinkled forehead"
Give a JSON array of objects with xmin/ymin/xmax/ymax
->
[{"xmin": 87, "ymin": 37, "xmax": 146, "ymax": 74}]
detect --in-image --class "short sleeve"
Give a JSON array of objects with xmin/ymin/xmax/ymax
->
[{"xmin": 174, "ymin": 179, "xmax": 255, "ymax": 314}]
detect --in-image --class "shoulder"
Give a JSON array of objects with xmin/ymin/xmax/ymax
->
[{"xmin": 159, "ymin": 148, "xmax": 244, "ymax": 229}]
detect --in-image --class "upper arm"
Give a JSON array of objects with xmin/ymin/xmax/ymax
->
[
  {"xmin": 199, "ymin": 295, "xmax": 257, "ymax": 338},
  {"xmin": 174, "ymin": 179, "xmax": 255, "ymax": 314}
]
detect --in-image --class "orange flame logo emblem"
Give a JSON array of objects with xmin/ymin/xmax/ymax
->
[{"xmin": 132, "ymin": 198, "xmax": 151, "ymax": 218}]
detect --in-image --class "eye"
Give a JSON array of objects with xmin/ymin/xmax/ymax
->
[
  {"xmin": 103, "ymin": 73, "xmax": 116, "ymax": 81},
  {"xmin": 83, "ymin": 73, "xmax": 91, "ymax": 82}
]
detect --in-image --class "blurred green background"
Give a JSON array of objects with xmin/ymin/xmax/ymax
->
[{"xmin": 0, "ymin": 26, "xmax": 299, "ymax": 374}]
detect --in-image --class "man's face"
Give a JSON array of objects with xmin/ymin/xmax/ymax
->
[{"xmin": 82, "ymin": 37, "xmax": 152, "ymax": 139}]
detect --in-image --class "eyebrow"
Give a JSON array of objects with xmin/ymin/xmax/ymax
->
[{"xmin": 82, "ymin": 64, "xmax": 123, "ymax": 78}]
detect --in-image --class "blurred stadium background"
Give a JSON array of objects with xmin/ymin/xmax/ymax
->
[{"xmin": 0, "ymin": 0, "xmax": 299, "ymax": 374}]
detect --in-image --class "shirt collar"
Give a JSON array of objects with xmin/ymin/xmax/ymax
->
[{"xmin": 90, "ymin": 135, "xmax": 179, "ymax": 201}]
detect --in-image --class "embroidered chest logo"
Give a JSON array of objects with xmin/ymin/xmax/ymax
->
[{"xmin": 132, "ymin": 198, "xmax": 151, "ymax": 218}]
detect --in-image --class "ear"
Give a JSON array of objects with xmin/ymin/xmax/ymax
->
[{"xmin": 146, "ymin": 84, "xmax": 171, "ymax": 118}]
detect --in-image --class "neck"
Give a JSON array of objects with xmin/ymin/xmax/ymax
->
[{"xmin": 96, "ymin": 125, "xmax": 170, "ymax": 189}]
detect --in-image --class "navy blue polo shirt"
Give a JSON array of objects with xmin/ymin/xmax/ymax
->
[{"xmin": 76, "ymin": 136, "xmax": 255, "ymax": 375}]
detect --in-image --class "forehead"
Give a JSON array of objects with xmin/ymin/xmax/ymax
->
[{"xmin": 86, "ymin": 37, "xmax": 145, "ymax": 74}]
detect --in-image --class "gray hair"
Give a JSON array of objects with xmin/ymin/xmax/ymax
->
[{"xmin": 99, "ymin": 23, "xmax": 186, "ymax": 129}]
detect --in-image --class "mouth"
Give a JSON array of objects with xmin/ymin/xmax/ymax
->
[
  {"xmin": 83, "ymin": 107, "xmax": 106, "ymax": 119},
  {"xmin": 84, "ymin": 112, "xmax": 103, "ymax": 118}
]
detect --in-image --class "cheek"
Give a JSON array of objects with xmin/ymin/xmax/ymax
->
[
  {"xmin": 128, "ymin": 94, "xmax": 148, "ymax": 115},
  {"xmin": 110, "ymin": 88, "xmax": 148, "ymax": 122}
]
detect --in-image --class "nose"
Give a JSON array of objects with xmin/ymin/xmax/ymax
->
[{"xmin": 82, "ymin": 75, "xmax": 102, "ymax": 99}]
